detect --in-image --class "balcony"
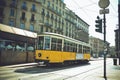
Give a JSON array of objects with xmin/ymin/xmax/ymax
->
[
  {"xmin": 46, "ymin": 14, "xmax": 50, "ymax": 18},
  {"xmin": 47, "ymin": 6, "xmax": 54, "ymax": 12},
  {"xmin": 30, "ymin": 8, "xmax": 37, "ymax": 13},
  {"xmin": 65, "ymin": 18, "xmax": 75, "ymax": 25},
  {"xmin": 57, "ymin": 27, "xmax": 63, "ymax": 32},
  {"xmin": 30, "ymin": 19, "xmax": 36, "ymax": 24},
  {"xmin": 47, "ymin": 6, "xmax": 61, "ymax": 16},
  {"xmin": 9, "ymin": 16, "xmax": 15, "ymax": 19},
  {"xmin": 21, "ymin": 6, "xmax": 28, "ymax": 11},
  {"xmin": 45, "ymin": 22, "xmax": 52, "ymax": 28},
  {"xmin": 20, "ymin": 17, "xmax": 27, "ymax": 22},
  {"xmin": 41, "ymin": 12, "xmax": 45, "ymax": 16}
]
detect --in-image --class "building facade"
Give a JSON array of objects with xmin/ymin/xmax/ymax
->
[
  {"xmin": 89, "ymin": 36, "xmax": 109, "ymax": 57},
  {"xmin": 0, "ymin": 0, "xmax": 89, "ymax": 43},
  {"xmin": 0, "ymin": 0, "xmax": 90, "ymax": 65},
  {"xmin": 115, "ymin": 29, "xmax": 120, "ymax": 57}
]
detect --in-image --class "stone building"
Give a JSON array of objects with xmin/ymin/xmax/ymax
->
[
  {"xmin": 0, "ymin": 0, "xmax": 89, "ymax": 43},
  {"xmin": 0, "ymin": 0, "xmax": 90, "ymax": 65},
  {"xmin": 89, "ymin": 36, "xmax": 109, "ymax": 57}
]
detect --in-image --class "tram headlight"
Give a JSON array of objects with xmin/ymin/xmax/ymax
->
[{"xmin": 38, "ymin": 53, "xmax": 42, "ymax": 57}]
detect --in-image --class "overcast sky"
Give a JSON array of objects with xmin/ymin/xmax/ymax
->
[{"xmin": 64, "ymin": 0, "xmax": 118, "ymax": 46}]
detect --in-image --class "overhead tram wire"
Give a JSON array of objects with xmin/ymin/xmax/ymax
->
[
  {"xmin": 72, "ymin": 0, "xmax": 97, "ymax": 24},
  {"xmin": 110, "ymin": 2, "xmax": 118, "ymax": 15}
]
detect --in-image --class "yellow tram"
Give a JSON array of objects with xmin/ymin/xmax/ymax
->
[{"xmin": 35, "ymin": 32, "xmax": 91, "ymax": 65}]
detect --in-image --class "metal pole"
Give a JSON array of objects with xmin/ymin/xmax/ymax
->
[
  {"xmin": 103, "ymin": 12, "xmax": 106, "ymax": 78},
  {"xmin": 118, "ymin": 0, "xmax": 120, "ymax": 65}
]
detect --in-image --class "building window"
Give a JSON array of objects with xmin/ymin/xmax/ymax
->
[
  {"xmin": 22, "ymin": 2, "xmax": 27, "ymax": 10},
  {"xmin": 0, "ymin": 7, "xmax": 4, "ymax": 17},
  {"xmin": 10, "ymin": 8, "xmax": 14, "ymax": 16},
  {"xmin": 31, "ymin": 14, "xmax": 35, "ymax": 21},
  {"xmin": 10, "ymin": 0, "xmax": 17, "ymax": 7},
  {"xmin": 42, "ymin": 16, "xmax": 44, "ymax": 23},
  {"xmin": 30, "ymin": 24, "xmax": 34, "ymax": 31},
  {"xmin": 31, "ymin": 4, "xmax": 36, "ymax": 12},
  {"xmin": 52, "ymin": 4, "xmax": 54, "ymax": 9},
  {"xmin": 21, "ymin": 12, "xmax": 25, "ymax": 20},
  {"xmin": 43, "ymin": 0, "xmax": 46, "ymax": 4},
  {"xmin": 9, "ymin": 20, "xmax": 14, "ymax": 26},
  {"xmin": 48, "ymin": 1, "xmax": 50, "ymax": 7},
  {"xmin": 0, "ymin": 19, "xmax": 3, "ymax": 23},
  {"xmin": 20, "ymin": 23, "xmax": 25, "ymax": 29},
  {"xmin": 46, "ymin": 11, "xmax": 49, "ymax": 18},
  {"xmin": 42, "ymin": 8, "xmax": 45, "ymax": 15},
  {"xmin": 56, "ymin": 0, "xmax": 58, "ymax": 4},
  {"xmin": 41, "ymin": 25, "xmax": 43, "ymax": 32}
]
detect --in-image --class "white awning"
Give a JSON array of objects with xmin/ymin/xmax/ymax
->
[{"xmin": 0, "ymin": 24, "xmax": 37, "ymax": 38}]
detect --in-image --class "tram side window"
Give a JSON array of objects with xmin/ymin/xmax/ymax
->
[
  {"xmin": 51, "ymin": 38, "xmax": 57, "ymax": 50},
  {"xmin": 63, "ymin": 41, "xmax": 74, "ymax": 52},
  {"xmin": 57, "ymin": 39, "xmax": 62, "ymax": 51},
  {"xmin": 73, "ymin": 43, "xmax": 77, "ymax": 52},
  {"xmin": 83, "ymin": 46, "xmax": 85, "ymax": 53},
  {"xmin": 63, "ymin": 40, "xmax": 68, "ymax": 52},
  {"xmin": 83, "ymin": 46, "xmax": 88, "ymax": 54},
  {"xmin": 86, "ymin": 47, "xmax": 90, "ymax": 53},
  {"xmin": 78, "ymin": 45, "xmax": 82, "ymax": 53},
  {"xmin": 44, "ymin": 36, "xmax": 50, "ymax": 50},
  {"xmin": 38, "ymin": 36, "xmax": 44, "ymax": 50},
  {"xmin": 51, "ymin": 38, "xmax": 62, "ymax": 51}
]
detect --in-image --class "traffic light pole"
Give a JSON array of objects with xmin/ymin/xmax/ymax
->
[
  {"xmin": 98, "ymin": 0, "xmax": 110, "ymax": 78},
  {"xmin": 103, "ymin": 12, "xmax": 106, "ymax": 78}
]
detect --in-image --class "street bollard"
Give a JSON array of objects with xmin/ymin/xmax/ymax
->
[{"xmin": 113, "ymin": 58, "xmax": 117, "ymax": 65}]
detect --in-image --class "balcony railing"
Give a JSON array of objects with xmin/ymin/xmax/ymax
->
[
  {"xmin": 45, "ymin": 22, "xmax": 52, "ymax": 28},
  {"xmin": 57, "ymin": 27, "xmax": 63, "ymax": 32},
  {"xmin": 41, "ymin": 12, "xmax": 45, "ymax": 16},
  {"xmin": 47, "ymin": 6, "xmax": 61, "ymax": 16},
  {"xmin": 20, "ymin": 17, "xmax": 27, "ymax": 22},
  {"xmin": 21, "ymin": 6, "xmax": 28, "ymax": 11},
  {"xmin": 30, "ymin": 8, "xmax": 37, "ymax": 13}
]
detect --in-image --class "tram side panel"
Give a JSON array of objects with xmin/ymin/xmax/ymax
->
[
  {"xmin": 83, "ymin": 53, "xmax": 91, "ymax": 60},
  {"xmin": 35, "ymin": 50, "xmax": 76, "ymax": 64}
]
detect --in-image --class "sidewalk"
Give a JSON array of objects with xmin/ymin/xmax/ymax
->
[
  {"xmin": 84, "ymin": 65, "xmax": 120, "ymax": 80},
  {"xmin": 67, "ymin": 58, "xmax": 120, "ymax": 80},
  {"xmin": 90, "ymin": 57, "xmax": 103, "ymax": 61}
]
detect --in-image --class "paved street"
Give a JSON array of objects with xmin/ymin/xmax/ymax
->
[{"xmin": 0, "ymin": 58, "xmax": 120, "ymax": 80}]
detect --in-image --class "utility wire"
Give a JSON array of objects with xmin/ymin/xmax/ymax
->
[
  {"xmin": 110, "ymin": 2, "xmax": 118, "ymax": 15},
  {"xmin": 72, "ymin": 0, "xmax": 96, "ymax": 24}
]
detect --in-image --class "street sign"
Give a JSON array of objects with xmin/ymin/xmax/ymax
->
[
  {"xmin": 99, "ymin": 9, "xmax": 109, "ymax": 14},
  {"xmin": 98, "ymin": 0, "xmax": 110, "ymax": 9}
]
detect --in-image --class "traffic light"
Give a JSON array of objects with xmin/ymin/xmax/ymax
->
[{"xmin": 95, "ymin": 16, "xmax": 102, "ymax": 33}]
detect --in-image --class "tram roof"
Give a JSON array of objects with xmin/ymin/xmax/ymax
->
[{"xmin": 38, "ymin": 32, "xmax": 90, "ymax": 47}]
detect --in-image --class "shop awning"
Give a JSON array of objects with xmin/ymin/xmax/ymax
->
[
  {"xmin": 0, "ymin": 24, "xmax": 37, "ymax": 43},
  {"xmin": 0, "ymin": 24, "xmax": 37, "ymax": 38}
]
